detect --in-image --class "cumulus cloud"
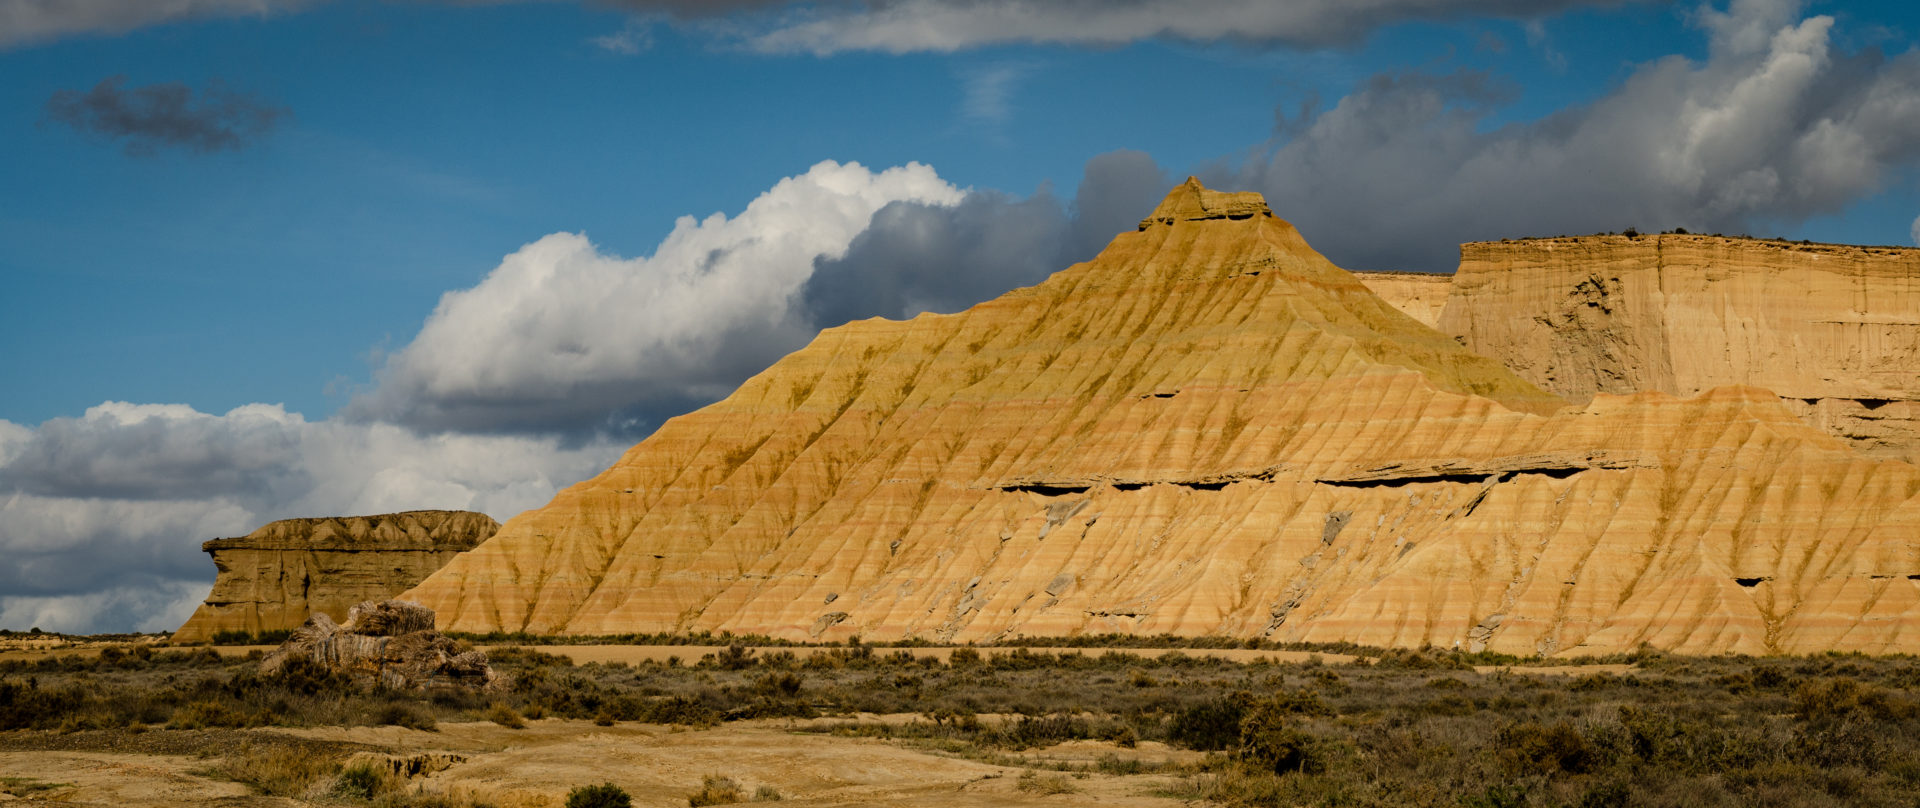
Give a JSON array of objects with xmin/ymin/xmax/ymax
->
[
  {"xmin": 344, "ymin": 152, "xmax": 1164, "ymax": 439},
  {"xmin": 347, "ymin": 160, "xmax": 965, "ymax": 437},
  {"xmin": 740, "ymin": 0, "xmax": 1637, "ymax": 55},
  {"xmin": 1222, "ymin": 0, "xmax": 1920, "ymax": 270},
  {"xmin": 0, "ymin": 0, "xmax": 803, "ymax": 49},
  {"xmin": 0, "ymin": 402, "xmax": 620, "ymax": 633},
  {"xmin": 45, "ymin": 76, "xmax": 287, "ymax": 156},
  {"xmin": 803, "ymin": 149, "xmax": 1167, "ymax": 326}
]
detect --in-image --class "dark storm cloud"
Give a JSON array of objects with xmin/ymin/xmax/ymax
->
[
  {"xmin": 742, "ymin": 0, "xmax": 1647, "ymax": 54},
  {"xmin": 347, "ymin": 154, "xmax": 1167, "ymax": 439},
  {"xmin": 802, "ymin": 149, "xmax": 1167, "ymax": 327},
  {"xmin": 4, "ymin": 0, "xmax": 1640, "ymax": 51},
  {"xmin": 45, "ymin": 76, "xmax": 287, "ymax": 156},
  {"xmin": 0, "ymin": 0, "xmax": 320, "ymax": 48},
  {"xmin": 1219, "ymin": 0, "xmax": 1920, "ymax": 271}
]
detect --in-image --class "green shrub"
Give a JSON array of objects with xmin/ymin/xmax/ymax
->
[
  {"xmin": 170, "ymin": 699, "xmax": 252, "ymax": 730},
  {"xmin": 566, "ymin": 782, "xmax": 632, "ymax": 808},
  {"xmin": 373, "ymin": 701, "xmax": 438, "ymax": 731},
  {"xmin": 1495, "ymin": 720, "xmax": 1599, "ymax": 774},
  {"xmin": 646, "ymin": 696, "xmax": 720, "ymax": 727},
  {"xmin": 1792, "ymin": 678, "xmax": 1915, "ymax": 724},
  {"xmin": 1237, "ymin": 701, "xmax": 1326, "ymax": 774},
  {"xmin": 1168, "ymin": 692, "xmax": 1252, "ymax": 751}
]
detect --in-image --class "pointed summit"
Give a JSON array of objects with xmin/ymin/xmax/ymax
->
[{"xmin": 1138, "ymin": 176, "xmax": 1271, "ymax": 230}]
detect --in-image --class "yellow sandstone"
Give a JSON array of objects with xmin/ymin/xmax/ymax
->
[
  {"xmin": 1435, "ymin": 234, "xmax": 1920, "ymax": 465},
  {"xmin": 172, "ymin": 511, "xmax": 498, "ymax": 643},
  {"xmin": 402, "ymin": 180, "xmax": 1920, "ymax": 656}
]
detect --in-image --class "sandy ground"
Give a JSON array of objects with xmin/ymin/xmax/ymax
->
[
  {"xmin": 299, "ymin": 718, "xmax": 1194, "ymax": 807},
  {"xmin": 0, "ymin": 719, "xmax": 1195, "ymax": 807},
  {"xmin": 0, "ymin": 749, "xmax": 290, "ymax": 806}
]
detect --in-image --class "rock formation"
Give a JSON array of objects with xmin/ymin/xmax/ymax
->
[
  {"xmin": 1434, "ymin": 235, "xmax": 1920, "ymax": 465},
  {"xmin": 403, "ymin": 179, "xmax": 1920, "ymax": 657},
  {"xmin": 1354, "ymin": 271, "xmax": 1451, "ymax": 328},
  {"xmin": 262, "ymin": 600, "xmax": 497, "ymax": 691},
  {"xmin": 172, "ymin": 511, "xmax": 499, "ymax": 644}
]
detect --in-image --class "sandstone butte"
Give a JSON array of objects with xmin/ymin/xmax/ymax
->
[
  {"xmin": 402, "ymin": 179, "xmax": 1920, "ymax": 657},
  {"xmin": 1356, "ymin": 235, "xmax": 1920, "ymax": 466},
  {"xmin": 171, "ymin": 510, "xmax": 498, "ymax": 643}
]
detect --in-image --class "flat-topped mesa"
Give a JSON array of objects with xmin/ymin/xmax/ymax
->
[
  {"xmin": 1138, "ymin": 176, "xmax": 1272, "ymax": 229},
  {"xmin": 403, "ymin": 181, "xmax": 1920, "ymax": 657},
  {"xmin": 172, "ymin": 510, "xmax": 499, "ymax": 644},
  {"xmin": 1438, "ymin": 233, "xmax": 1920, "ymax": 464}
]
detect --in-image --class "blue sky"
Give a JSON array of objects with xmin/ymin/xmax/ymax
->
[{"xmin": 3, "ymin": 0, "xmax": 1919, "ymax": 632}]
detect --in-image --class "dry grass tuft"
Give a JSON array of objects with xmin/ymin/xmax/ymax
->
[
  {"xmin": 217, "ymin": 740, "xmax": 343, "ymax": 797},
  {"xmin": 486, "ymin": 701, "xmax": 527, "ymax": 729}
]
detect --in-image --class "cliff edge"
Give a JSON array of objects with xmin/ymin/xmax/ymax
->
[
  {"xmin": 1437, "ymin": 234, "xmax": 1920, "ymax": 464},
  {"xmin": 172, "ymin": 510, "xmax": 499, "ymax": 643}
]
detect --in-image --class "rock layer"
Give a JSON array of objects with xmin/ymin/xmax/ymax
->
[
  {"xmin": 404, "ymin": 181, "xmax": 1920, "ymax": 656},
  {"xmin": 173, "ymin": 511, "xmax": 498, "ymax": 643},
  {"xmin": 1354, "ymin": 271, "xmax": 1451, "ymax": 327},
  {"xmin": 262, "ymin": 600, "xmax": 497, "ymax": 691},
  {"xmin": 1437, "ymin": 235, "xmax": 1920, "ymax": 464}
]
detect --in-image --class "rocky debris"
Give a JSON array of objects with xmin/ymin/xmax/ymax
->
[
  {"xmin": 172, "ymin": 510, "xmax": 499, "ymax": 644},
  {"xmin": 262, "ymin": 600, "xmax": 497, "ymax": 691},
  {"xmin": 401, "ymin": 179, "xmax": 1920, "ymax": 657}
]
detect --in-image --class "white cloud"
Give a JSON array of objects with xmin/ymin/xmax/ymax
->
[
  {"xmin": 741, "ymin": 0, "xmax": 1635, "ymax": 55},
  {"xmin": 1911, "ymin": 214, "xmax": 1920, "ymax": 247},
  {"xmin": 0, "ymin": 402, "xmax": 620, "ymax": 634},
  {"xmin": 1225, "ymin": 0, "xmax": 1920, "ymax": 270},
  {"xmin": 348, "ymin": 159, "xmax": 964, "ymax": 436},
  {"xmin": 591, "ymin": 19, "xmax": 655, "ymax": 55},
  {"xmin": 961, "ymin": 61, "xmax": 1029, "ymax": 127},
  {"xmin": 0, "ymin": 579, "xmax": 210, "ymax": 635}
]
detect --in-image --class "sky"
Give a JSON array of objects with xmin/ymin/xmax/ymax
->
[{"xmin": 3, "ymin": 0, "xmax": 1919, "ymax": 633}]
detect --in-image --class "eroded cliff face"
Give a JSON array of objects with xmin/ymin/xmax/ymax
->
[
  {"xmin": 402, "ymin": 181, "xmax": 1920, "ymax": 657},
  {"xmin": 1437, "ymin": 235, "xmax": 1920, "ymax": 464},
  {"xmin": 172, "ymin": 511, "xmax": 499, "ymax": 643},
  {"xmin": 1354, "ymin": 271, "xmax": 1452, "ymax": 327}
]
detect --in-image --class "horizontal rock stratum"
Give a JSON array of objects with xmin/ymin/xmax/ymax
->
[
  {"xmin": 1355, "ymin": 236, "xmax": 1920, "ymax": 465},
  {"xmin": 404, "ymin": 179, "xmax": 1920, "ymax": 656},
  {"xmin": 173, "ymin": 511, "xmax": 499, "ymax": 643}
]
